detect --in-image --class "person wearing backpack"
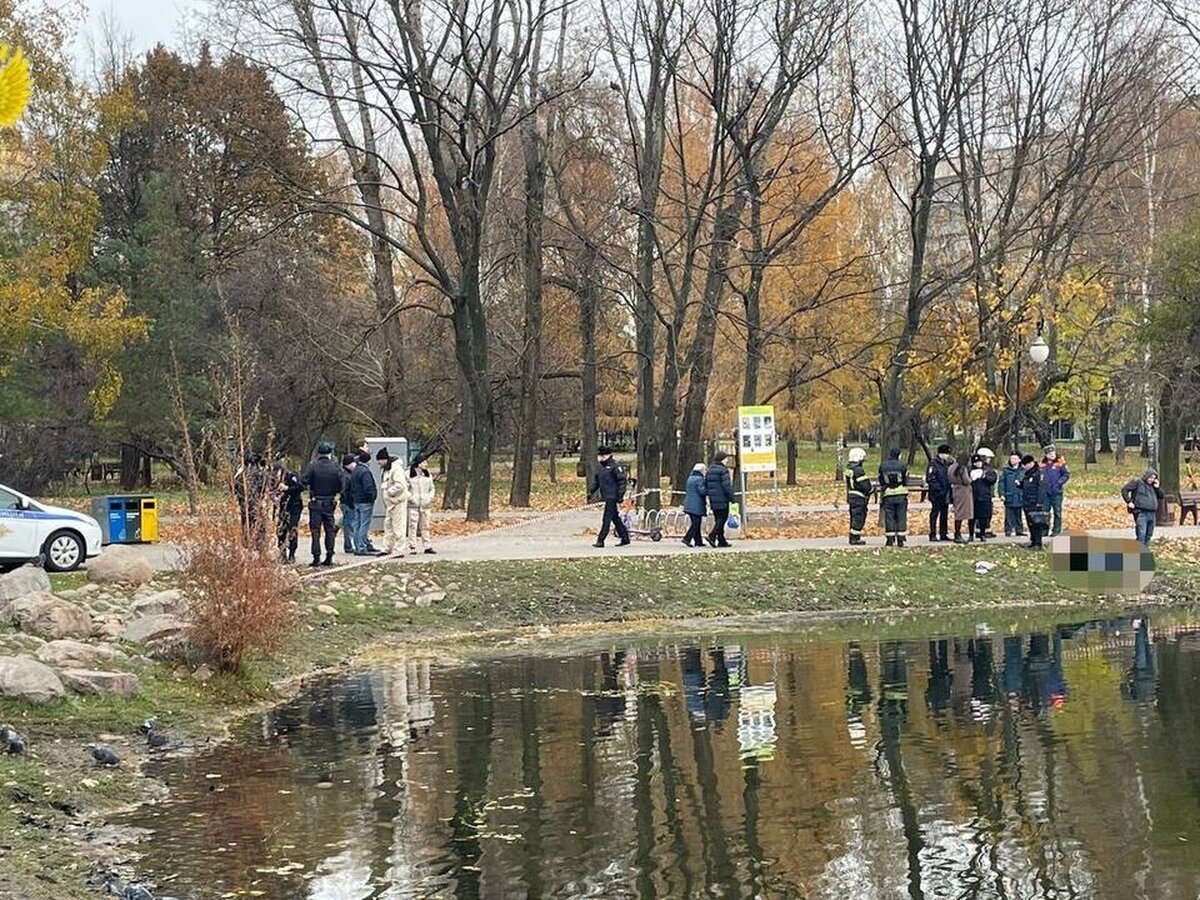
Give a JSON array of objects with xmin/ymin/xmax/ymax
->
[
  {"xmin": 589, "ymin": 447, "xmax": 630, "ymax": 548},
  {"xmin": 878, "ymin": 448, "xmax": 909, "ymax": 547}
]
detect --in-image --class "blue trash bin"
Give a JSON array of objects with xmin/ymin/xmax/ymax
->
[{"xmin": 107, "ymin": 497, "xmax": 127, "ymax": 543}]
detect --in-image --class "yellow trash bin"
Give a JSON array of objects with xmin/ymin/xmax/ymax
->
[{"xmin": 138, "ymin": 496, "xmax": 159, "ymax": 543}]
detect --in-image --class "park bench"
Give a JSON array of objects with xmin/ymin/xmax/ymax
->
[
  {"xmin": 906, "ymin": 474, "xmax": 928, "ymax": 503},
  {"xmin": 1179, "ymin": 491, "xmax": 1200, "ymax": 525}
]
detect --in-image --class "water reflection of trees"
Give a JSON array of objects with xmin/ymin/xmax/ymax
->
[{"xmin": 125, "ymin": 617, "xmax": 1200, "ymax": 899}]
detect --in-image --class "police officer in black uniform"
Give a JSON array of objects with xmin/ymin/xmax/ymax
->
[
  {"xmin": 272, "ymin": 460, "xmax": 304, "ymax": 563},
  {"xmin": 879, "ymin": 448, "xmax": 909, "ymax": 547},
  {"xmin": 589, "ymin": 446, "xmax": 630, "ymax": 548},
  {"xmin": 301, "ymin": 441, "xmax": 343, "ymax": 567},
  {"xmin": 845, "ymin": 447, "xmax": 873, "ymax": 545}
]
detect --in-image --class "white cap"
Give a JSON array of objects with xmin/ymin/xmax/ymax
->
[
  {"xmin": 848, "ymin": 447, "xmax": 867, "ymax": 463},
  {"xmin": 977, "ymin": 447, "xmax": 995, "ymax": 459}
]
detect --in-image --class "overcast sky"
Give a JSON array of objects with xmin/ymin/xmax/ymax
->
[{"xmin": 79, "ymin": 0, "xmax": 201, "ymax": 59}]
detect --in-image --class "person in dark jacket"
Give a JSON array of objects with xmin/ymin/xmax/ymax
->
[
  {"xmin": 705, "ymin": 452, "xmax": 735, "ymax": 547},
  {"xmin": 879, "ymin": 448, "xmax": 909, "ymax": 547},
  {"xmin": 925, "ymin": 444, "xmax": 953, "ymax": 541},
  {"xmin": 1042, "ymin": 445, "xmax": 1070, "ymax": 536},
  {"xmin": 998, "ymin": 452, "xmax": 1026, "ymax": 537},
  {"xmin": 272, "ymin": 461, "xmax": 304, "ymax": 563},
  {"xmin": 301, "ymin": 442, "xmax": 344, "ymax": 566},
  {"xmin": 845, "ymin": 447, "xmax": 873, "ymax": 545},
  {"xmin": 971, "ymin": 447, "xmax": 997, "ymax": 542},
  {"xmin": 1121, "ymin": 468, "xmax": 1163, "ymax": 549},
  {"xmin": 589, "ymin": 447, "xmax": 630, "ymax": 548},
  {"xmin": 350, "ymin": 453, "xmax": 380, "ymax": 555},
  {"xmin": 341, "ymin": 455, "xmax": 358, "ymax": 554},
  {"xmin": 1016, "ymin": 454, "xmax": 1049, "ymax": 549},
  {"xmin": 682, "ymin": 463, "xmax": 708, "ymax": 547},
  {"xmin": 234, "ymin": 452, "xmax": 268, "ymax": 540}
]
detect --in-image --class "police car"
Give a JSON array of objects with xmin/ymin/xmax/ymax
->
[{"xmin": 0, "ymin": 482, "xmax": 103, "ymax": 572}]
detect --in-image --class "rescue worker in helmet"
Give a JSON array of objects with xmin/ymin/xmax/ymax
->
[
  {"xmin": 878, "ymin": 448, "xmax": 909, "ymax": 547},
  {"xmin": 845, "ymin": 447, "xmax": 874, "ymax": 545}
]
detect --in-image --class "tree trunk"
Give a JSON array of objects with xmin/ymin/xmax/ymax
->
[
  {"xmin": 1098, "ymin": 399, "xmax": 1113, "ymax": 454},
  {"xmin": 786, "ymin": 438, "xmax": 797, "ymax": 486},
  {"xmin": 140, "ymin": 452, "xmax": 152, "ymax": 489},
  {"xmin": 815, "ymin": 426, "xmax": 824, "ymax": 453},
  {"xmin": 742, "ymin": 260, "xmax": 765, "ymax": 407},
  {"xmin": 578, "ymin": 252, "xmax": 601, "ymax": 497},
  {"xmin": 119, "ymin": 444, "xmax": 140, "ymax": 492},
  {"xmin": 442, "ymin": 381, "xmax": 471, "ymax": 510},
  {"xmin": 1159, "ymin": 383, "xmax": 1181, "ymax": 495},
  {"xmin": 453, "ymin": 272, "xmax": 494, "ymax": 522},
  {"xmin": 509, "ymin": 109, "xmax": 546, "ymax": 508},
  {"xmin": 674, "ymin": 202, "xmax": 744, "ymax": 490}
]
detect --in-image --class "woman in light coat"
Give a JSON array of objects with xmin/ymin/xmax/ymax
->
[
  {"xmin": 408, "ymin": 458, "xmax": 436, "ymax": 554},
  {"xmin": 948, "ymin": 452, "xmax": 975, "ymax": 544},
  {"xmin": 378, "ymin": 447, "xmax": 410, "ymax": 555}
]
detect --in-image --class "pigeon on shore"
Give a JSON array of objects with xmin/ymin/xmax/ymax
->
[
  {"xmin": 106, "ymin": 877, "xmax": 155, "ymax": 900},
  {"xmin": 85, "ymin": 744, "xmax": 121, "ymax": 767},
  {"xmin": 138, "ymin": 718, "xmax": 157, "ymax": 736},
  {"xmin": 1, "ymin": 724, "xmax": 26, "ymax": 755},
  {"xmin": 146, "ymin": 728, "xmax": 170, "ymax": 751}
]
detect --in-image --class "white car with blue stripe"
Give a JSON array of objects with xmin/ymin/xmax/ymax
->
[{"xmin": 0, "ymin": 483, "xmax": 103, "ymax": 572}]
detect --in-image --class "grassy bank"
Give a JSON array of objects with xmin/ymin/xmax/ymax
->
[{"xmin": 2, "ymin": 544, "xmax": 1199, "ymax": 897}]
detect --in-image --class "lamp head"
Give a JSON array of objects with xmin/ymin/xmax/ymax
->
[{"xmin": 1029, "ymin": 335, "xmax": 1050, "ymax": 364}]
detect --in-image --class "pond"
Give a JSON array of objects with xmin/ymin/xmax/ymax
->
[{"xmin": 119, "ymin": 612, "xmax": 1200, "ymax": 899}]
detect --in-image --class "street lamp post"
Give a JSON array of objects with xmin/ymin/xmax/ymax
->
[{"xmin": 1012, "ymin": 323, "xmax": 1050, "ymax": 453}]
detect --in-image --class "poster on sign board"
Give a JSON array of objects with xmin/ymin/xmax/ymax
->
[{"xmin": 736, "ymin": 405, "xmax": 776, "ymax": 473}]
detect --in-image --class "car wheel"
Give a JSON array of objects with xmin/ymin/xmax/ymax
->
[{"xmin": 43, "ymin": 530, "xmax": 84, "ymax": 572}]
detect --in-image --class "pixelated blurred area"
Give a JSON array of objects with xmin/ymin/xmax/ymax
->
[{"xmin": 1048, "ymin": 534, "xmax": 1155, "ymax": 593}]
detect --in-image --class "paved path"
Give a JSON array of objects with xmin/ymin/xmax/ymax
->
[{"xmin": 139, "ymin": 504, "xmax": 1199, "ymax": 575}]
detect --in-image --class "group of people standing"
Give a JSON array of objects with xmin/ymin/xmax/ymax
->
[
  {"xmin": 237, "ymin": 439, "xmax": 436, "ymax": 568},
  {"xmin": 843, "ymin": 443, "xmax": 1072, "ymax": 549}
]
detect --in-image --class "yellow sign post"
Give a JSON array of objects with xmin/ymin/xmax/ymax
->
[{"xmin": 735, "ymin": 405, "xmax": 780, "ymax": 533}]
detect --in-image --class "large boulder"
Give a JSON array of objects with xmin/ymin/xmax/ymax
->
[
  {"xmin": 0, "ymin": 655, "xmax": 65, "ymax": 703},
  {"xmin": 122, "ymin": 614, "xmax": 187, "ymax": 659},
  {"xmin": 36, "ymin": 639, "xmax": 129, "ymax": 670},
  {"xmin": 87, "ymin": 546, "xmax": 154, "ymax": 586},
  {"xmin": 131, "ymin": 589, "xmax": 186, "ymax": 618},
  {"xmin": 6, "ymin": 592, "xmax": 95, "ymax": 640},
  {"xmin": 0, "ymin": 565, "xmax": 51, "ymax": 605},
  {"xmin": 59, "ymin": 669, "xmax": 139, "ymax": 698}
]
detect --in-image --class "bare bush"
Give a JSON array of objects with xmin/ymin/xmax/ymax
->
[{"xmin": 181, "ymin": 519, "xmax": 299, "ymax": 673}]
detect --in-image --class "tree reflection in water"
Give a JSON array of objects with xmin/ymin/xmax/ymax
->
[{"xmin": 124, "ymin": 613, "xmax": 1200, "ymax": 899}]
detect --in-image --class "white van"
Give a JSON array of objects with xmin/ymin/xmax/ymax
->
[{"xmin": 0, "ymin": 483, "xmax": 103, "ymax": 572}]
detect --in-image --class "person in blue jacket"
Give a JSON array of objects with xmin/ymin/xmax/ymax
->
[
  {"xmin": 998, "ymin": 452, "xmax": 1026, "ymax": 537},
  {"xmin": 682, "ymin": 463, "xmax": 708, "ymax": 548}
]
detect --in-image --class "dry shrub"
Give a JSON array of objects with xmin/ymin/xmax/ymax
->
[{"xmin": 181, "ymin": 519, "xmax": 299, "ymax": 673}]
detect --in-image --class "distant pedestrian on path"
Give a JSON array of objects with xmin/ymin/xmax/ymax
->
[
  {"xmin": 1042, "ymin": 444, "xmax": 1070, "ymax": 535},
  {"xmin": 999, "ymin": 452, "xmax": 1026, "ymax": 537},
  {"xmin": 879, "ymin": 448, "xmax": 908, "ymax": 547},
  {"xmin": 682, "ymin": 463, "xmax": 708, "ymax": 548},
  {"xmin": 1017, "ymin": 454, "xmax": 1049, "ymax": 549},
  {"xmin": 590, "ymin": 447, "xmax": 630, "ymax": 548},
  {"xmin": 301, "ymin": 441, "xmax": 342, "ymax": 567},
  {"xmin": 379, "ymin": 447, "xmax": 411, "ymax": 556},
  {"xmin": 1122, "ymin": 468, "xmax": 1163, "ymax": 550},
  {"xmin": 949, "ymin": 453, "xmax": 975, "ymax": 544},
  {"xmin": 972, "ymin": 448, "xmax": 997, "ymax": 542},
  {"xmin": 845, "ymin": 447, "xmax": 873, "ymax": 545},
  {"xmin": 408, "ymin": 457, "xmax": 437, "ymax": 554},
  {"xmin": 926, "ymin": 444, "xmax": 952, "ymax": 542},
  {"xmin": 705, "ymin": 451, "xmax": 734, "ymax": 548}
]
